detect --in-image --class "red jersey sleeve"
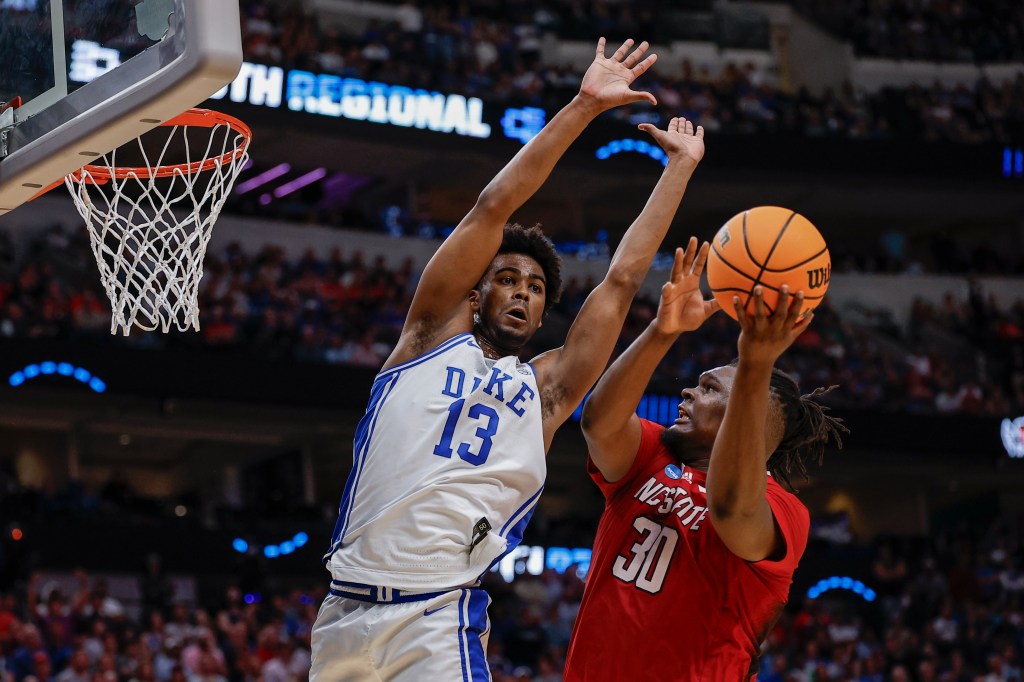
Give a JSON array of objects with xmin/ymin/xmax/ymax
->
[
  {"xmin": 751, "ymin": 479, "xmax": 810, "ymax": 584},
  {"xmin": 586, "ymin": 419, "xmax": 665, "ymax": 501}
]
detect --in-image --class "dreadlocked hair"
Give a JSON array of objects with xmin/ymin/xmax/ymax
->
[
  {"xmin": 497, "ymin": 223, "xmax": 563, "ymax": 314},
  {"xmin": 763, "ymin": 367, "xmax": 848, "ymax": 492}
]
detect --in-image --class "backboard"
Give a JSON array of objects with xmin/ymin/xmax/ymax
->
[{"xmin": 0, "ymin": 0, "xmax": 243, "ymax": 216}]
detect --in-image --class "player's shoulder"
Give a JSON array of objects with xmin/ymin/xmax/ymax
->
[
  {"xmin": 765, "ymin": 477, "xmax": 810, "ymax": 520},
  {"xmin": 637, "ymin": 418, "xmax": 669, "ymax": 455},
  {"xmin": 379, "ymin": 332, "xmax": 476, "ymax": 376}
]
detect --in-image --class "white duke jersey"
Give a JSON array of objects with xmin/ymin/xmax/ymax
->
[{"xmin": 324, "ymin": 333, "xmax": 546, "ymax": 590}]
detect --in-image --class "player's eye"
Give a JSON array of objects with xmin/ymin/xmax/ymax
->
[{"xmin": 530, "ymin": 284, "xmax": 542, "ymax": 294}]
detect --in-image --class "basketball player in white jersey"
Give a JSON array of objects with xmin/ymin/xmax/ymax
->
[{"xmin": 311, "ymin": 37, "xmax": 707, "ymax": 681}]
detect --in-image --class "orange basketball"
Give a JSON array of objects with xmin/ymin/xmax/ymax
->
[{"xmin": 706, "ymin": 206, "xmax": 830, "ymax": 321}]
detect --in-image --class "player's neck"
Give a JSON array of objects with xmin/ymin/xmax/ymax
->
[
  {"xmin": 679, "ymin": 455, "xmax": 711, "ymax": 472},
  {"xmin": 661, "ymin": 431, "xmax": 711, "ymax": 471},
  {"xmin": 473, "ymin": 330, "xmax": 515, "ymax": 360}
]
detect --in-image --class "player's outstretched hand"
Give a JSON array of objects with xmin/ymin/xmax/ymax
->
[
  {"xmin": 579, "ymin": 37, "xmax": 658, "ymax": 111},
  {"xmin": 734, "ymin": 285, "xmax": 811, "ymax": 366},
  {"xmin": 639, "ymin": 117, "xmax": 705, "ymax": 169},
  {"xmin": 654, "ymin": 237, "xmax": 720, "ymax": 336}
]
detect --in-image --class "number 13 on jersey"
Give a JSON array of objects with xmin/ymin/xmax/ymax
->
[{"xmin": 433, "ymin": 398, "xmax": 500, "ymax": 466}]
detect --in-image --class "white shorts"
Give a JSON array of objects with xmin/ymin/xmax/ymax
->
[{"xmin": 310, "ymin": 586, "xmax": 492, "ymax": 682}]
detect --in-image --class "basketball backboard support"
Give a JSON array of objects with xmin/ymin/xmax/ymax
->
[{"xmin": 0, "ymin": 0, "xmax": 243, "ymax": 216}]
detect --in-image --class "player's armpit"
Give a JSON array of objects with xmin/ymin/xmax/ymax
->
[{"xmin": 582, "ymin": 413, "xmax": 643, "ymax": 483}]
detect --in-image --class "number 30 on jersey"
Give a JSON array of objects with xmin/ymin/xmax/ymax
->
[{"xmin": 612, "ymin": 517, "xmax": 679, "ymax": 594}]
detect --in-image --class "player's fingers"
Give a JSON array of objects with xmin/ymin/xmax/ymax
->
[
  {"xmin": 682, "ymin": 236, "xmax": 698, "ymax": 273},
  {"xmin": 705, "ymin": 298, "xmax": 721, "ymax": 318},
  {"xmin": 630, "ymin": 53, "xmax": 657, "ymax": 79},
  {"xmin": 786, "ymin": 291, "xmax": 806, "ymax": 329},
  {"xmin": 670, "ymin": 247, "xmax": 685, "ymax": 283},
  {"xmin": 626, "ymin": 89, "xmax": 658, "ymax": 106},
  {"xmin": 612, "ymin": 38, "xmax": 634, "ymax": 62},
  {"xmin": 792, "ymin": 313, "xmax": 814, "ymax": 337},
  {"xmin": 753, "ymin": 287, "xmax": 768, "ymax": 323},
  {"xmin": 685, "ymin": 119, "xmax": 693, "ymax": 135},
  {"xmin": 672, "ymin": 117, "xmax": 682, "ymax": 133},
  {"xmin": 733, "ymin": 296, "xmax": 751, "ymax": 329},
  {"xmin": 775, "ymin": 285, "xmax": 790, "ymax": 322},
  {"xmin": 595, "ymin": 36, "xmax": 607, "ymax": 58},
  {"xmin": 695, "ymin": 125, "xmax": 705, "ymax": 139},
  {"xmin": 623, "ymin": 40, "xmax": 649, "ymax": 68},
  {"xmin": 638, "ymin": 123, "xmax": 660, "ymax": 139},
  {"xmin": 692, "ymin": 241, "xmax": 711, "ymax": 277}
]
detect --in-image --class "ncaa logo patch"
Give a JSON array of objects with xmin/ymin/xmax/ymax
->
[{"xmin": 665, "ymin": 464, "xmax": 682, "ymax": 480}]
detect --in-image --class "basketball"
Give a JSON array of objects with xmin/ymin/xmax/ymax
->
[{"xmin": 706, "ymin": 206, "xmax": 831, "ymax": 321}]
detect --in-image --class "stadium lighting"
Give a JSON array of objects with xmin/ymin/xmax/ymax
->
[
  {"xmin": 233, "ymin": 532, "xmax": 311, "ymax": 558},
  {"xmin": 806, "ymin": 576, "xmax": 876, "ymax": 602},
  {"xmin": 273, "ymin": 168, "xmax": 327, "ymax": 198},
  {"xmin": 8, "ymin": 362, "xmax": 107, "ymax": 393},
  {"xmin": 595, "ymin": 138, "xmax": 668, "ymax": 166},
  {"xmin": 234, "ymin": 162, "xmax": 291, "ymax": 194}
]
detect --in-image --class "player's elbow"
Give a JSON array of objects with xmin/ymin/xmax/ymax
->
[
  {"xmin": 706, "ymin": 490, "xmax": 745, "ymax": 522},
  {"xmin": 602, "ymin": 267, "xmax": 645, "ymax": 295},
  {"xmin": 474, "ymin": 184, "xmax": 512, "ymax": 220}
]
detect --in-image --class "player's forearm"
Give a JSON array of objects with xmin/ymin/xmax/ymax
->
[
  {"xmin": 582, "ymin": 321, "xmax": 679, "ymax": 437},
  {"xmin": 706, "ymin": 359, "xmax": 773, "ymax": 518},
  {"xmin": 604, "ymin": 158, "xmax": 697, "ymax": 293},
  {"xmin": 478, "ymin": 96, "xmax": 601, "ymax": 217}
]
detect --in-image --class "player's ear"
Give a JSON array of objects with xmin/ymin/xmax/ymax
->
[
  {"xmin": 765, "ymin": 397, "xmax": 785, "ymax": 455},
  {"xmin": 468, "ymin": 288, "xmax": 481, "ymax": 312}
]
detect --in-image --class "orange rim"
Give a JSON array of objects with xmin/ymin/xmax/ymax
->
[{"xmin": 70, "ymin": 108, "xmax": 252, "ymax": 182}]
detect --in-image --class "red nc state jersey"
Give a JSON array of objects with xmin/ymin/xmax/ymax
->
[{"xmin": 565, "ymin": 419, "xmax": 809, "ymax": 682}]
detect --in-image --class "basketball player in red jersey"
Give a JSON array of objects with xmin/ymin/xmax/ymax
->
[{"xmin": 563, "ymin": 248, "xmax": 846, "ymax": 681}]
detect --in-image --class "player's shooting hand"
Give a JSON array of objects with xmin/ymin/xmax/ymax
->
[
  {"xmin": 654, "ymin": 238, "xmax": 720, "ymax": 336},
  {"xmin": 734, "ymin": 285, "xmax": 811, "ymax": 366},
  {"xmin": 639, "ymin": 117, "xmax": 705, "ymax": 169},
  {"xmin": 578, "ymin": 37, "xmax": 658, "ymax": 111}
]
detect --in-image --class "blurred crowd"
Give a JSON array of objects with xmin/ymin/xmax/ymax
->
[
  {"xmin": 779, "ymin": 0, "xmax": 1024, "ymax": 63},
  {"xmin": 0, "ymin": 569, "xmax": 318, "ymax": 682},
  {"xmin": 0, "ymin": 226, "xmax": 1022, "ymax": 417},
  {"xmin": 610, "ymin": 278, "xmax": 1023, "ymax": 416},
  {"xmin": 4, "ymin": 513, "xmax": 1024, "ymax": 681},
  {"xmin": 757, "ymin": 516, "xmax": 1024, "ymax": 682},
  {"xmin": 237, "ymin": 0, "xmax": 1024, "ymax": 144}
]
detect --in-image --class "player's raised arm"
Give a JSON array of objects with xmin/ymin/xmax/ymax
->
[
  {"xmin": 386, "ymin": 38, "xmax": 659, "ymax": 369},
  {"xmin": 706, "ymin": 286, "xmax": 809, "ymax": 561},
  {"xmin": 531, "ymin": 119, "xmax": 707, "ymax": 446},
  {"xmin": 581, "ymin": 243, "xmax": 719, "ymax": 481}
]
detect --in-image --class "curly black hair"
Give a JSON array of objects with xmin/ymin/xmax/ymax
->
[
  {"xmin": 495, "ymin": 223, "xmax": 563, "ymax": 314},
  {"xmin": 763, "ymin": 366, "xmax": 848, "ymax": 492}
]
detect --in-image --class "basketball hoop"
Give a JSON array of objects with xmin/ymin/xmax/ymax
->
[{"xmin": 64, "ymin": 108, "xmax": 251, "ymax": 335}]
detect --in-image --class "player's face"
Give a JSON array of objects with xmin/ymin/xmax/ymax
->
[
  {"xmin": 663, "ymin": 366, "xmax": 735, "ymax": 454},
  {"xmin": 471, "ymin": 253, "xmax": 547, "ymax": 350}
]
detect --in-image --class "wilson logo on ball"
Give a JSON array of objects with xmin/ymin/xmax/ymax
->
[
  {"xmin": 718, "ymin": 228, "xmax": 731, "ymax": 247},
  {"xmin": 806, "ymin": 265, "xmax": 831, "ymax": 289}
]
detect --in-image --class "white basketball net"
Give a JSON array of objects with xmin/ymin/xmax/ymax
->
[{"xmin": 65, "ymin": 116, "xmax": 249, "ymax": 335}]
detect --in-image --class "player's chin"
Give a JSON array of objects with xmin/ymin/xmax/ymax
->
[
  {"xmin": 659, "ymin": 424, "xmax": 688, "ymax": 448},
  {"xmin": 494, "ymin": 324, "xmax": 534, "ymax": 349}
]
